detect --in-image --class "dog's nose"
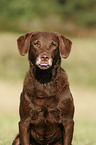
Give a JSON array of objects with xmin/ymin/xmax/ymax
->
[{"xmin": 41, "ymin": 55, "xmax": 49, "ymax": 61}]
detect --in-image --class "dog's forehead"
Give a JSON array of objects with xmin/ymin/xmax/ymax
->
[{"xmin": 31, "ymin": 32, "xmax": 58, "ymax": 42}]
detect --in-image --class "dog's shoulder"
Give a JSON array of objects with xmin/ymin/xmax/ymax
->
[
  {"xmin": 23, "ymin": 71, "xmax": 34, "ymax": 95},
  {"xmin": 54, "ymin": 67, "xmax": 69, "ymax": 93},
  {"xmin": 59, "ymin": 67, "xmax": 68, "ymax": 84}
]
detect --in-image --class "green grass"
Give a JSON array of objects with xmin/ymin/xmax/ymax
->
[
  {"xmin": 73, "ymin": 119, "xmax": 96, "ymax": 145},
  {"xmin": 0, "ymin": 113, "xmax": 19, "ymax": 145}
]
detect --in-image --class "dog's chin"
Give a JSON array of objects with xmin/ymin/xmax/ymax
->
[{"xmin": 37, "ymin": 64, "xmax": 51, "ymax": 70}]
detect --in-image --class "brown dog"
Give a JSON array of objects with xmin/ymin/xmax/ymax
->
[{"xmin": 12, "ymin": 31, "xmax": 74, "ymax": 145}]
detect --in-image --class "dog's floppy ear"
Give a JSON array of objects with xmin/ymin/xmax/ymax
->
[
  {"xmin": 56, "ymin": 33, "xmax": 72, "ymax": 58},
  {"xmin": 17, "ymin": 32, "xmax": 35, "ymax": 56}
]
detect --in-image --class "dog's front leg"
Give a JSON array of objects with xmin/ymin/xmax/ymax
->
[
  {"xmin": 19, "ymin": 117, "xmax": 31, "ymax": 145},
  {"xmin": 62, "ymin": 119, "xmax": 74, "ymax": 145}
]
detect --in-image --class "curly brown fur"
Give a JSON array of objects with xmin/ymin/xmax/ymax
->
[{"xmin": 12, "ymin": 31, "xmax": 74, "ymax": 145}]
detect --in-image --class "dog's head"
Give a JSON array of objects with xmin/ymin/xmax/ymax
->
[{"xmin": 17, "ymin": 31, "xmax": 72, "ymax": 70}]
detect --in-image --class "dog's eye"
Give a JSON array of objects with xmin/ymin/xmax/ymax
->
[
  {"xmin": 34, "ymin": 43, "xmax": 38, "ymax": 46},
  {"xmin": 51, "ymin": 41, "xmax": 57, "ymax": 47},
  {"xmin": 34, "ymin": 42, "xmax": 38, "ymax": 46},
  {"xmin": 33, "ymin": 40, "xmax": 40, "ymax": 47}
]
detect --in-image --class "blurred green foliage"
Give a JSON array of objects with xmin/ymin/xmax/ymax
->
[{"xmin": 0, "ymin": 0, "xmax": 96, "ymax": 33}]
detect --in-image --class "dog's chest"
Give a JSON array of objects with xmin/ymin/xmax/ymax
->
[
  {"xmin": 31, "ymin": 107, "xmax": 61, "ymax": 128},
  {"xmin": 34, "ymin": 81, "xmax": 56, "ymax": 98},
  {"xmin": 30, "ymin": 98, "xmax": 62, "ymax": 143},
  {"xmin": 31, "ymin": 96, "xmax": 60, "ymax": 124}
]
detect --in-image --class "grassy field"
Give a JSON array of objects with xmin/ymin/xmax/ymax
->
[{"xmin": 0, "ymin": 33, "xmax": 96, "ymax": 145}]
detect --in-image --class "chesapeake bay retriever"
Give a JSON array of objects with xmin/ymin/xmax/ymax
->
[{"xmin": 12, "ymin": 31, "xmax": 74, "ymax": 145}]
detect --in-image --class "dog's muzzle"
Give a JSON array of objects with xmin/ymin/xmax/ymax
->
[{"xmin": 36, "ymin": 53, "xmax": 52, "ymax": 70}]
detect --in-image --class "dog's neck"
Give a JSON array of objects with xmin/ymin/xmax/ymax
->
[
  {"xmin": 29, "ymin": 58, "xmax": 61, "ymax": 84},
  {"xmin": 35, "ymin": 67, "xmax": 52, "ymax": 84}
]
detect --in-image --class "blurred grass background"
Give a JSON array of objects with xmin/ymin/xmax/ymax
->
[{"xmin": 0, "ymin": 0, "xmax": 96, "ymax": 145}]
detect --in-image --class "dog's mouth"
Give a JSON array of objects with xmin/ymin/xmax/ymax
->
[
  {"xmin": 38, "ymin": 64, "xmax": 50, "ymax": 70},
  {"xmin": 36, "ymin": 54, "xmax": 52, "ymax": 70}
]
